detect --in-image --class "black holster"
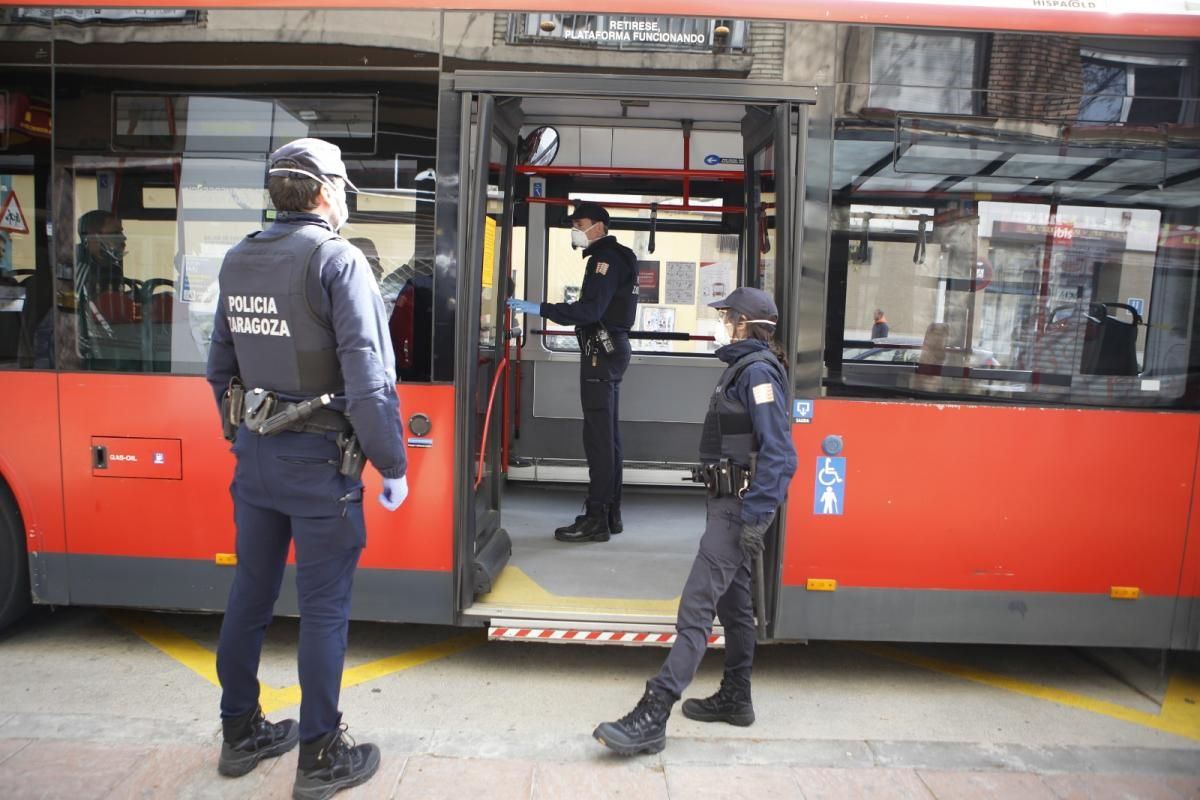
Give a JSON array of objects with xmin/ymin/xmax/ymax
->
[
  {"xmin": 220, "ymin": 378, "xmax": 246, "ymax": 442},
  {"xmin": 578, "ymin": 322, "xmax": 614, "ymax": 357},
  {"xmin": 690, "ymin": 459, "xmax": 753, "ymax": 498},
  {"xmin": 337, "ymin": 432, "xmax": 365, "ymax": 479},
  {"xmin": 243, "ymin": 388, "xmax": 278, "ymax": 434}
]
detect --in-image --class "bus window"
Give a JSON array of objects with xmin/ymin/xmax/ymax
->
[
  {"xmin": 0, "ymin": 109, "xmax": 49, "ymax": 370},
  {"xmin": 827, "ymin": 83, "xmax": 1200, "ymax": 410},
  {"xmin": 542, "ymin": 197, "xmax": 739, "ymax": 356},
  {"xmin": 54, "ymin": 70, "xmax": 439, "ymax": 378},
  {"xmin": 0, "ymin": 31, "xmax": 51, "ymax": 371}
]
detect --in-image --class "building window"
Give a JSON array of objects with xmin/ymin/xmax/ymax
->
[
  {"xmin": 868, "ymin": 30, "xmax": 979, "ymax": 114},
  {"xmin": 1079, "ymin": 51, "xmax": 1188, "ymax": 124}
]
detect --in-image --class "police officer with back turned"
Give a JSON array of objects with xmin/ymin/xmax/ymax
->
[
  {"xmin": 508, "ymin": 202, "xmax": 638, "ymax": 543},
  {"xmin": 206, "ymin": 137, "xmax": 408, "ymax": 800},
  {"xmin": 593, "ymin": 286, "xmax": 797, "ymax": 755}
]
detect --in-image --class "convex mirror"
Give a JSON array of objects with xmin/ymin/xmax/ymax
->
[{"xmin": 519, "ymin": 126, "xmax": 560, "ymax": 167}]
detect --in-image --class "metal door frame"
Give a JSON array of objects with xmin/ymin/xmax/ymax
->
[
  {"xmin": 448, "ymin": 72, "xmax": 817, "ymax": 621},
  {"xmin": 452, "ymin": 90, "xmax": 521, "ymax": 611}
]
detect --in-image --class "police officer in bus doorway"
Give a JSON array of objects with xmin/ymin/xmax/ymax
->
[
  {"xmin": 206, "ymin": 138, "xmax": 409, "ymax": 799},
  {"xmin": 507, "ymin": 202, "xmax": 638, "ymax": 543},
  {"xmin": 593, "ymin": 286, "xmax": 797, "ymax": 755}
]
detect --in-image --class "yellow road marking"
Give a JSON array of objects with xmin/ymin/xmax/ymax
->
[
  {"xmin": 256, "ymin": 632, "xmax": 484, "ymax": 714},
  {"xmin": 854, "ymin": 643, "xmax": 1200, "ymax": 742},
  {"xmin": 111, "ymin": 611, "xmax": 484, "ymax": 714},
  {"xmin": 112, "ymin": 611, "xmax": 221, "ymax": 687},
  {"xmin": 477, "ymin": 565, "xmax": 681, "ymax": 614}
]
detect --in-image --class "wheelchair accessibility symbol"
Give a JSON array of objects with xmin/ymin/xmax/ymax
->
[{"xmin": 813, "ymin": 457, "xmax": 845, "ymax": 515}]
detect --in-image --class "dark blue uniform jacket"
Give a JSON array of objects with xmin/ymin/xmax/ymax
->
[
  {"xmin": 206, "ymin": 212, "xmax": 408, "ymax": 480},
  {"xmin": 716, "ymin": 338, "xmax": 797, "ymax": 526},
  {"xmin": 539, "ymin": 235, "xmax": 638, "ymax": 332}
]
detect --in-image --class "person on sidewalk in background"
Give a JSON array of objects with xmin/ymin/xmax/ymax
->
[
  {"xmin": 592, "ymin": 286, "xmax": 797, "ymax": 755},
  {"xmin": 871, "ymin": 308, "xmax": 889, "ymax": 340}
]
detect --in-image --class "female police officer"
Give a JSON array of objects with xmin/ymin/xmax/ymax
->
[{"xmin": 592, "ymin": 286, "xmax": 797, "ymax": 755}]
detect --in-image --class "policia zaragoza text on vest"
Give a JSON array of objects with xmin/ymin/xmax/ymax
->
[
  {"xmin": 205, "ymin": 138, "xmax": 407, "ymax": 800},
  {"xmin": 507, "ymin": 202, "xmax": 639, "ymax": 543}
]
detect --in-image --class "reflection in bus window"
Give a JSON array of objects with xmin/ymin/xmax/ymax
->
[
  {"xmin": 0, "ymin": 170, "xmax": 45, "ymax": 370},
  {"xmin": 55, "ymin": 77, "xmax": 438, "ymax": 378},
  {"xmin": 543, "ymin": 198, "xmax": 738, "ymax": 356},
  {"xmin": 829, "ymin": 83, "xmax": 1200, "ymax": 409}
]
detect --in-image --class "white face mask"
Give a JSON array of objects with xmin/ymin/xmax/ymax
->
[
  {"xmin": 570, "ymin": 222, "xmax": 599, "ymax": 249},
  {"xmin": 327, "ymin": 184, "xmax": 349, "ymax": 231},
  {"xmin": 714, "ymin": 314, "xmax": 776, "ymax": 347}
]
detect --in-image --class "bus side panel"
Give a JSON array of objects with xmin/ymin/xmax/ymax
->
[
  {"xmin": 1172, "ymin": 443, "xmax": 1200, "ymax": 649},
  {"xmin": 775, "ymin": 400, "xmax": 1199, "ymax": 647},
  {"xmin": 55, "ymin": 375, "xmax": 454, "ymax": 622},
  {"xmin": 0, "ymin": 372, "xmax": 67, "ymax": 604}
]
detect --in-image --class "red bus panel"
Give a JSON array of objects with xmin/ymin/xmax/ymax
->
[
  {"xmin": 1, "ymin": 372, "xmax": 66, "ymax": 557},
  {"xmin": 55, "ymin": 374, "xmax": 453, "ymax": 572},
  {"xmin": 784, "ymin": 400, "xmax": 1199, "ymax": 597},
  {"xmin": 91, "ymin": 437, "xmax": 182, "ymax": 480}
]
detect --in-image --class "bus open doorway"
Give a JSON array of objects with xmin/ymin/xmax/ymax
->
[{"xmin": 451, "ymin": 74, "xmax": 812, "ymax": 639}]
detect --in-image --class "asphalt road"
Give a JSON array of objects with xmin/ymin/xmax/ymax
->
[{"xmin": 0, "ymin": 606, "xmax": 1197, "ymax": 798}]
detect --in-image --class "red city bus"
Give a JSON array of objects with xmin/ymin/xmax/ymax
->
[{"xmin": 1, "ymin": 1, "xmax": 1199, "ymax": 650}]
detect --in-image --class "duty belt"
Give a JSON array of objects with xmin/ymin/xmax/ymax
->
[
  {"xmin": 237, "ymin": 386, "xmax": 352, "ymax": 436},
  {"xmin": 688, "ymin": 460, "xmax": 752, "ymax": 499},
  {"xmin": 283, "ymin": 405, "xmax": 351, "ymax": 434},
  {"xmin": 246, "ymin": 403, "xmax": 351, "ymax": 435}
]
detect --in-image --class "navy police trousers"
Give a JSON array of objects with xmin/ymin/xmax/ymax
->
[
  {"xmin": 648, "ymin": 496, "xmax": 756, "ymax": 700},
  {"xmin": 216, "ymin": 426, "xmax": 366, "ymax": 744},
  {"xmin": 580, "ymin": 335, "xmax": 631, "ymax": 508}
]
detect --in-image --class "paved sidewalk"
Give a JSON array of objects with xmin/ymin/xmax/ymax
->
[{"xmin": 1, "ymin": 712, "xmax": 1197, "ymax": 799}]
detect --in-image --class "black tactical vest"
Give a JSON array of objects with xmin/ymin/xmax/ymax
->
[
  {"xmin": 218, "ymin": 224, "xmax": 343, "ymax": 397},
  {"xmin": 592, "ymin": 238, "xmax": 639, "ymax": 333},
  {"xmin": 698, "ymin": 350, "xmax": 784, "ymax": 465}
]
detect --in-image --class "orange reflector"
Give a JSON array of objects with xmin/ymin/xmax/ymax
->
[
  {"xmin": 1110, "ymin": 586, "xmax": 1139, "ymax": 600},
  {"xmin": 806, "ymin": 578, "xmax": 837, "ymax": 592},
  {"xmin": 215, "ymin": 553, "xmax": 237, "ymax": 566}
]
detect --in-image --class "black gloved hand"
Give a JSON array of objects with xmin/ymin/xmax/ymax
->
[{"xmin": 740, "ymin": 514, "xmax": 774, "ymax": 559}]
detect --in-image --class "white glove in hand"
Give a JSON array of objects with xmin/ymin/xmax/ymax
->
[{"xmin": 379, "ymin": 475, "xmax": 409, "ymax": 511}]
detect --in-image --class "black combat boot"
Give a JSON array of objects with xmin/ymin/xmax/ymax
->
[
  {"xmin": 593, "ymin": 683, "xmax": 674, "ymax": 755},
  {"xmin": 217, "ymin": 705, "xmax": 299, "ymax": 777},
  {"xmin": 681, "ymin": 673, "xmax": 755, "ymax": 726},
  {"xmin": 554, "ymin": 502, "xmax": 610, "ymax": 543},
  {"xmin": 292, "ymin": 723, "xmax": 380, "ymax": 800},
  {"xmin": 608, "ymin": 502, "xmax": 623, "ymax": 534}
]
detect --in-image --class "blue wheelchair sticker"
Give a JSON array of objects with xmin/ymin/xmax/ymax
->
[{"xmin": 813, "ymin": 457, "xmax": 845, "ymax": 515}]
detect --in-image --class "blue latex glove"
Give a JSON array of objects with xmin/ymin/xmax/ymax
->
[
  {"xmin": 379, "ymin": 475, "xmax": 408, "ymax": 511},
  {"xmin": 507, "ymin": 298, "xmax": 541, "ymax": 316}
]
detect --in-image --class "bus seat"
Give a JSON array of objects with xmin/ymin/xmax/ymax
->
[
  {"xmin": 1081, "ymin": 302, "xmax": 1141, "ymax": 376},
  {"xmin": 94, "ymin": 290, "xmax": 141, "ymax": 324},
  {"xmin": 389, "ymin": 281, "xmax": 415, "ymax": 370},
  {"xmin": 141, "ymin": 278, "xmax": 175, "ymax": 324},
  {"xmin": 148, "ymin": 293, "xmax": 173, "ymax": 324}
]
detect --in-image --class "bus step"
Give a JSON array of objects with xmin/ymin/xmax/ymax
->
[
  {"xmin": 505, "ymin": 460, "xmax": 698, "ymax": 487},
  {"xmin": 487, "ymin": 619, "xmax": 725, "ymax": 648}
]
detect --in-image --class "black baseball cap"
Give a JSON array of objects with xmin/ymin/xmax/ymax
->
[
  {"xmin": 709, "ymin": 286, "xmax": 778, "ymax": 320},
  {"xmin": 268, "ymin": 137, "xmax": 358, "ymax": 192},
  {"xmin": 567, "ymin": 201, "xmax": 610, "ymax": 225}
]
